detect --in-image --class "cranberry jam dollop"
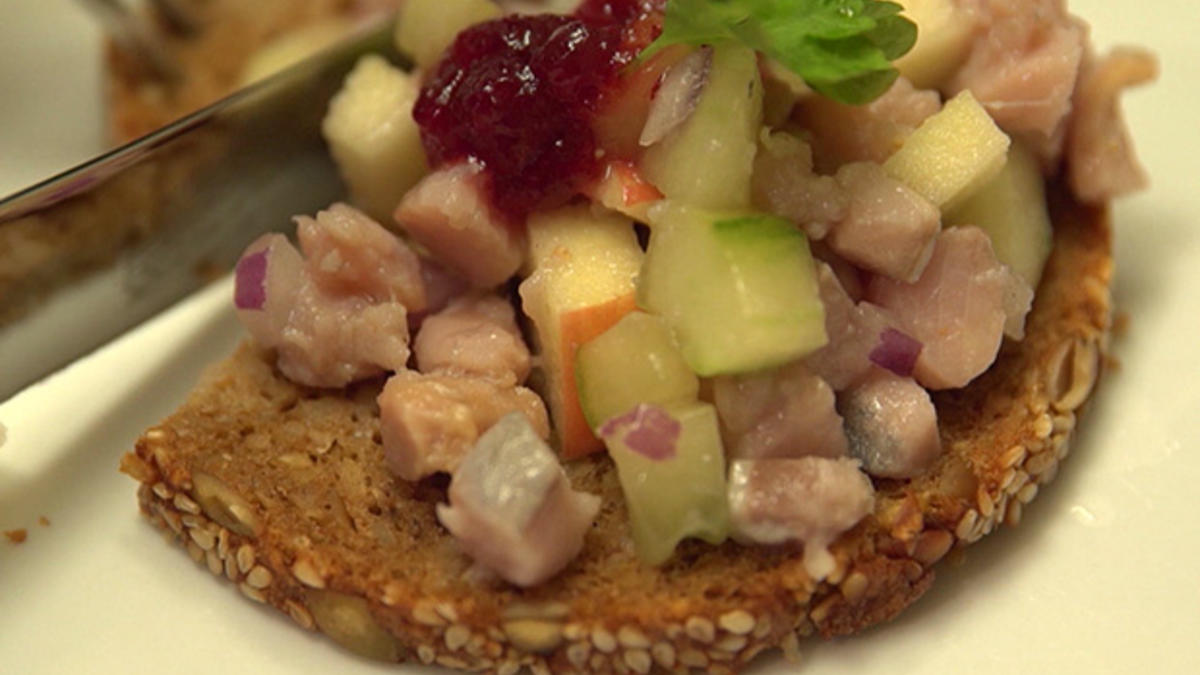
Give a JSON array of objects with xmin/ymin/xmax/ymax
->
[{"xmin": 412, "ymin": 0, "xmax": 663, "ymax": 221}]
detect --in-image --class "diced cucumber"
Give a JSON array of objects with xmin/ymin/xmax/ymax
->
[
  {"xmin": 946, "ymin": 142, "xmax": 1053, "ymax": 289},
  {"xmin": 575, "ymin": 311, "xmax": 699, "ymax": 429},
  {"xmin": 638, "ymin": 44, "xmax": 763, "ymax": 210},
  {"xmin": 600, "ymin": 401, "xmax": 730, "ymax": 565},
  {"xmin": 638, "ymin": 204, "xmax": 827, "ymax": 376}
]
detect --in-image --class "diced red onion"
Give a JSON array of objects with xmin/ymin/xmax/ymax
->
[
  {"xmin": 639, "ymin": 47, "xmax": 712, "ymax": 147},
  {"xmin": 869, "ymin": 328, "xmax": 923, "ymax": 377},
  {"xmin": 234, "ymin": 249, "xmax": 268, "ymax": 310},
  {"xmin": 598, "ymin": 404, "xmax": 681, "ymax": 461}
]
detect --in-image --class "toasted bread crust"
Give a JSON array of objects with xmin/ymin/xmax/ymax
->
[{"xmin": 121, "ymin": 190, "xmax": 1111, "ymax": 672}]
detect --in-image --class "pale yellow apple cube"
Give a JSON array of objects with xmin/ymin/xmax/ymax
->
[
  {"xmin": 395, "ymin": 0, "xmax": 501, "ymax": 70},
  {"xmin": 884, "ymin": 90, "xmax": 1010, "ymax": 211},
  {"xmin": 894, "ymin": 0, "xmax": 977, "ymax": 90},
  {"xmin": 240, "ymin": 19, "xmax": 355, "ymax": 86},
  {"xmin": 322, "ymin": 55, "xmax": 428, "ymax": 224}
]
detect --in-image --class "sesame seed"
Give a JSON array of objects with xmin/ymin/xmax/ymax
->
[
  {"xmin": 591, "ymin": 626, "xmax": 617, "ymax": 653},
  {"xmin": 205, "ymin": 550, "xmax": 222, "ymax": 576},
  {"xmin": 417, "ymin": 645, "xmax": 436, "ymax": 664},
  {"xmin": 216, "ymin": 528, "xmax": 231, "ymax": 559},
  {"xmin": 567, "ymin": 642, "xmax": 591, "ymax": 668},
  {"xmin": 238, "ymin": 582, "xmax": 266, "ymax": 603},
  {"xmin": 840, "ymin": 571, "xmax": 869, "ymax": 603},
  {"xmin": 741, "ymin": 642, "xmax": 768, "ymax": 663},
  {"xmin": 684, "ymin": 616, "xmax": 715, "ymax": 643},
  {"xmin": 436, "ymin": 655, "xmax": 468, "ymax": 670},
  {"xmin": 246, "ymin": 565, "xmax": 273, "ymax": 589},
  {"xmin": 503, "ymin": 619, "xmax": 564, "ymax": 653},
  {"xmin": 173, "ymin": 493, "xmax": 201, "ymax": 515},
  {"xmin": 445, "ymin": 625, "xmax": 471, "ymax": 651},
  {"xmin": 978, "ymin": 489, "xmax": 995, "ymax": 519},
  {"xmin": 1033, "ymin": 413, "xmax": 1054, "ymax": 440},
  {"xmin": 1000, "ymin": 444, "xmax": 1027, "ymax": 470},
  {"xmin": 413, "ymin": 603, "xmax": 446, "ymax": 627},
  {"xmin": 809, "ymin": 596, "xmax": 836, "ymax": 625},
  {"xmin": 623, "ymin": 649, "xmax": 652, "ymax": 674},
  {"xmin": 1052, "ymin": 413, "xmax": 1076, "ymax": 434},
  {"xmin": 955, "ymin": 509, "xmax": 980, "ymax": 540},
  {"xmin": 616, "ymin": 626, "xmax": 650, "ymax": 649},
  {"xmin": 291, "ymin": 558, "xmax": 326, "ymax": 589},
  {"xmin": 189, "ymin": 527, "xmax": 215, "ymax": 551},
  {"xmin": 1005, "ymin": 500, "xmax": 1023, "ymax": 527},
  {"xmin": 717, "ymin": 610, "xmax": 756, "ymax": 636},
  {"xmin": 180, "ymin": 514, "xmax": 202, "ymax": 529},
  {"xmin": 223, "ymin": 556, "xmax": 238, "ymax": 581},
  {"xmin": 708, "ymin": 648, "xmax": 734, "ymax": 662},
  {"xmin": 152, "ymin": 483, "xmax": 173, "ymax": 500},
  {"xmin": 285, "ymin": 600, "xmax": 315, "ymax": 630},
  {"xmin": 496, "ymin": 660, "xmax": 519, "ymax": 675},
  {"xmin": 651, "ymin": 642, "xmax": 675, "ymax": 669},
  {"xmin": 529, "ymin": 659, "xmax": 550, "ymax": 675},
  {"xmin": 236, "ymin": 544, "xmax": 255, "ymax": 574},
  {"xmin": 436, "ymin": 602, "xmax": 460, "ymax": 623},
  {"xmin": 186, "ymin": 541, "xmax": 204, "ymax": 563},
  {"xmin": 1025, "ymin": 451, "xmax": 1056, "ymax": 478}
]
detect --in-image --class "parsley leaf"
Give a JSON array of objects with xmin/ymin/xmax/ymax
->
[{"xmin": 640, "ymin": 0, "xmax": 917, "ymax": 105}]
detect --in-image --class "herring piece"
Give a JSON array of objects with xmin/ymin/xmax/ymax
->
[
  {"xmin": 296, "ymin": 202, "xmax": 426, "ymax": 311},
  {"xmin": 713, "ymin": 361, "xmax": 848, "ymax": 461},
  {"xmin": 728, "ymin": 457, "xmax": 874, "ymax": 580},
  {"xmin": 750, "ymin": 129, "xmax": 846, "ymax": 239},
  {"xmin": 378, "ymin": 372, "xmax": 549, "ymax": 482},
  {"xmin": 393, "ymin": 162, "xmax": 525, "ymax": 288},
  {"xmin": 234, "ymin": 208, "xmax": 418, "ymax": 389},
  {"xmin": 1067, "ymin": 47, "xmax": 1158, "ymax": 204},
  {"xmin": 413, "ymin": 294, "xmax": 532, "ymax": 386},
  {"xmin": 948, "ymin": 0, "xmax": 1085, "ymax": 161},
  {"xmin": 841, "ymin": 371, "xmax": 941, "ymax": 478},
  {"xmin": 803, "ymin": 263, "xmax": 897, "ymax": 391},
  {"xmin": 437, "ymin": 413, "xmax": 600, "ymax": 587},
  {"xmin": 827, "ymin": 162, "xmax": 940, "ymax": 282},
  {"xmin": 867, "ymin": 226, "xmax": 1033, "ymax": 390}
]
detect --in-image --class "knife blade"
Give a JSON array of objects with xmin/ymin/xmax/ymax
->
[{"xmin": 0, "ymin": 15, "xmax": 405, "ymax": 402}]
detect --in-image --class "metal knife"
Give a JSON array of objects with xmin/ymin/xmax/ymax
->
[{"xmin": 0, "ymin": 15, "xmax": 404, "ymax": 402}]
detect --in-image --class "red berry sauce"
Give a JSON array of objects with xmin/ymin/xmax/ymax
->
[{"xmin": 412, "ymin": 2, "xmax": 664, "ymax": 222}]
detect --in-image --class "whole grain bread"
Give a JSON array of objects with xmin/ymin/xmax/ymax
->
[{"xmin": 119, "ymin": 188, "xmax": 1112, "ymax": 673}]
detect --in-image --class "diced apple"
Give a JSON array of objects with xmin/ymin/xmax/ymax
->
[
  {"xmin": 322, "ymin": 55, "xmax": 428, "ymax": 224},
  {"xmin": 576, "ymin": 311, "xmax": 699, "ymax": 429},
  {"xmin": 395, "ymin": 0, "xmax": 501, "ymax": 71},
  {"xmin": 638, "ymin": 203, "xmax": 827, "ymax": 376},
  {"xmin": 519, "ymin": 207, "xmax": 644, "ymax": 458},
  {"xmin": 584, "ymin": 161, "xmax": 663, "ymax": 222},
  {"xmin": 883, "ymin": 90, "xmax": 1010, "ymax": 211},
  {"xmin": 639, "ymin": 45, "xmax": 763, "ymax": 210},
  {"xmin": 894, "ymin": 0, "xmax": 977, "ymax": 90},
  {"xmin": 599, "ymin": 401, "xmax": 730, "ymax": 565},
  {"xmin": 946, "ymin": 142, "xmax": 1053, "ymax": 289}
]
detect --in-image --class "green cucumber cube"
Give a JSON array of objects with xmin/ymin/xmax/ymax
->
[
  {"xmin": 576, "ymin": 311, "xmax": 700, "ymax": 429},
  {"xmin": 638, "ymin": 204, "xmax": 827, "ymax": 376},
  {"xmin": 600, "ymin": 401, "xmax": 730, "ymax": 565}
]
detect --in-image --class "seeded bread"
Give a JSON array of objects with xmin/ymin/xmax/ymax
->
[{"xmin": 119, "ymin": 188, "xmax": 1111, "ymax": 673}]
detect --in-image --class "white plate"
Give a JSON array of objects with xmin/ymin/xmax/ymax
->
[{"xmin": 3, "ymin": 1, "xmax": 1199, "ymax": 673}]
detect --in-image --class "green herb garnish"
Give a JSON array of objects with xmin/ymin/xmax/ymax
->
[{"xmin": 641, "ymin": 0, "xmax": 917, "ymax": 105}]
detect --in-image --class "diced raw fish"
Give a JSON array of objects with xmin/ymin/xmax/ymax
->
[
  {"xmin": 804, "ymin": 263, "xmax": 897, "ymax": 391},
  {"xmin": 727, "ymin": 457, "xmax": 874, "ymax": 579},
  {"xmin": 751, "ymin": 131, "xmax": 846, "ymax": 239},
  {"xmin": 948, "ymin": 0, "xmax": 1085, "ymax": 162},
  {"xmin": 712, "ymin": 361, "xmax": 848, "ymax": 460},
  {"xmin": 1067, "ymin": 47, "xmax": 1157, "ymax": 204},
  {"xmin": 378, "ymin": 372, "xmax": 549, "ymax": 481},
  {"xmin": 867, "ymin": 227, "xmax": 1033, "ymax": 390},
  {"xmin": 437, "ymin": 413, "xmax": 600, "ymax": 587},
  {"xmin": 394, "ymin": 161, "xmax": 525, "ymax": 288},
  {"xmin": 840, "ymin": 371, "xmax": 941, "ymax": 478},
  {"xmin": 826, "ymin": 162, "xmax": 940, "ymax": 282},
  {"xmin": 295, "ymin": 202, "xmax": 426, "ymax": 310},
  {"xmin": 413, "ymin": 293, "xmax": 532, "ymax": 385}
]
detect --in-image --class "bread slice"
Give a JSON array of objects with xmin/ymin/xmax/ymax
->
[{"xmin": 119, "ymin": 187, "xmax": 1112, "ymax": 672}]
